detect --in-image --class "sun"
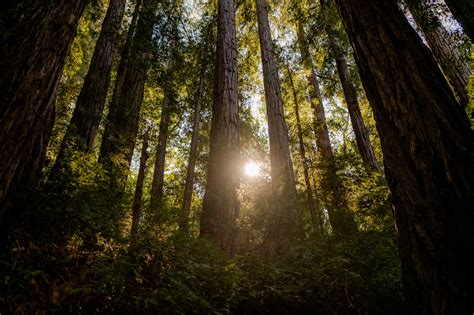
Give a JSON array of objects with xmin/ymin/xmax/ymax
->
[{"xmin": 244, "ymin": 161, "xmax": 261, "ymax": 177}]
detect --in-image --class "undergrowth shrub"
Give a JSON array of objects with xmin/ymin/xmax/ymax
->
[{"xmin": 1, "ymin": 231, "xmax": 403, "ymax": 314}]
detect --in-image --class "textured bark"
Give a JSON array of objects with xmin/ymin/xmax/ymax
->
[
  {"xmin": 149, "ymin": 2, "xmax": 180, "ymax": 215},
  {"xmin": 444, "ymin": 0, "xmax": 474, "ymax": 41},
  {"xmin": 287, "ymin": 65, "xmax": 321, "ymax": 236},
  {"xmin": 320, "ymin": 0, "xmax": 381, "ymax": 171},
  {"xmin": 407, "ymin": 1, "xmax": 471, "ymax": 107},
  {"xmin": 129, "ymin": 129, "xmax": 150, "ymax": 250},
  {"xmin": 99, "ymin": 0, "xmax": 155, "ymax": 170},
  {"xmin": 257, "ymin": 0, "xmax": 302, "ymax": 252},
  {"xmin": 200, "ymin": 0, "xmax": 240, "ymax": 254},
  {"xmin": 296, "ymin": 21, "xmax": 357, "ymax": 235},
  {"xmin": 0, "ymin": 0, "xmax": 86, "ymax": 227},
  {"xmin": 62, "ymin": 0, "xmax": 127, "ymax": 154},
  {"xmin": 335, "ymin": 0, "xmax": 474, "ymax": 313},
  {"xmin": 180, "ymin": 27, "xmax": 211, "ymax": 234}
]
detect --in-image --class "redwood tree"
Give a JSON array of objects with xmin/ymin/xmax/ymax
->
[
  {"xmin": 406, "ymin": 0, "xmax": 471, "ymax": 107},
  {"xmin": 444, "ymin": 0, "xmax": 474, "ymax": 40},
  {"xmin": 60, "ymin": 0, "xmax": 128, "ymax": 155},
  {"xmin": 335, "ymin": 0, "xmax": 474, "ymax": 313},
  {"xmin": 180, "ymin": 25, "xmax": 211, "ymax": 234},
  {"xmin": 130, "ymin": 129, "xmax": 150, "ymax": 251},
  {"xmin": 99, "ymin": 0, "xmax": 156, "ymax": 170},
  {"xmin": 320, "ymin": 0, "xmax": 381, "ymax": 171},
  {"xmin": 200, "ymin": 0, "xmax": 240, "ymax": 254},
  {"xmin": 296, "ymin": 21, "xmax": 357, "ymax": 235},
  {"xmin": 256, "ymin": 0, "xmax": 302, "ymax": 251},
  {"xmin": 149, "ymin": 1, "xmax": 181, "ymax": 215},
  {"xmin": 286, "ymin": 65, "xmax": 321, "ymax": 236},
  {"xmin": 0, "ymin": 0, "xmax": 86, "ymax": 227}
]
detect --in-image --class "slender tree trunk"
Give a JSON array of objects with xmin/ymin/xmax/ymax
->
[
  {"xmin": 335, "ymin": 0, "xmax": 474, "ymax": 313},
  {"xmin": 286, "ymin": 65, "xmax": 320, "ymax": 236},
  {"xmin": 0, "ymin": 0, "xmax": 86, "ymax": 228},
  {"xmin": 311, "ymin": 170, "xmax": 326, "ymax": 235},
  {"xmin": 180, "ymin": 26, "xmax": 211, "ymax": 234},
  {"xmin": 99, "ymin": 0, "xmax": 155, "ymax": 171},
  {"xmin": 129, "ymin": 129, "xmax": 150, "ymax": 251},
  {"xmin": 256, "ymin": 0, "xmax": 302, "ymax": 252},
  {"xmin": 149, "ymin": 70, "xmax": 173, "ymax": 214},
  {"xmin": 444, "ymin": 0, "xmax": 474, "ymax": 41},
  {"xmin": 149, "ymin": 2, "xmax": 181, "ymax": 215},
  {"xmin": 61, "ymin": 0, "xmax": 127, "ymax": 155},
  {"xmin": 407, "ymin": 1, "xmax": 471, "ymax": 107},
  {"xmin": 296, "ymin": 21, "xmax": 357, "ymax": 235},
  {"xmin": 200, "ymin": 0, "xmax": 240, "ymax": 255},
  {"xmin": 320, "ymin": 0, "xmax": 381, "ymax": 171}
]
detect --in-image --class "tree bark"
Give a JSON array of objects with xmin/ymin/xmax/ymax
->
[
  {"xmin": 286, "ymin": 65, "xmax": 321, "ymax": 237},
  {"xmin": 149, "ymin": 1, "xmax": 180, "ymax": 216},
  {"xmin": 407, "ymin": 1, "xmax": 471, "ymax": 107},
  {"xmin": 296, "ymin": 21, "xmax": 357, "ymax": 235},
  {"xmin": 62, "ymin": 0, "xmax": 127, "ymax": 154},
  {"xmin": 320, "ymin": 0, "xmax": 381, "ymax": 171},
  {"xmin": 180, "ymin": 26, "xmax": 211, "ymax": 234},
  {"xmin": 99, "ymin": 0, "xmax": 155, "ymax": 171},
  {"xmin": 0, "ymin": 0, "xmax": 86, "ymax": 227},
  {"xmin": 256, "ymin": 0, "xmax": 302, "ymax": 252},
  {"xmin": 200, "ymin": 0, "xmax": 240, "ymax": 255},
  {"xmin": 444, "ymin": 0, "xmax": 474, "ymax": 41},
  {"xmin": 335, "ymin": 0, "xmax": 474, "ymax": 313},
  {"xmin": 129, "ymin": 129, "xmax": 150, "ymax": 251}
]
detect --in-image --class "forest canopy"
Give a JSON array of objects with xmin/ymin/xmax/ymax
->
[{"xmin": 0, "ymin": 0, "xmax": 473, "ymax": 313}]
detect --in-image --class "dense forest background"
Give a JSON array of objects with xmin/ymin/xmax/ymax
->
[{"xmin": 0, "ymin": 0, "xmax": 473, "ymax": 313}]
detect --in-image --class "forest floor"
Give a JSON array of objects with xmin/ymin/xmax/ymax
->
[{"xmin": 1, "ymin": 231, "xmax": 404, "ymax": 314}]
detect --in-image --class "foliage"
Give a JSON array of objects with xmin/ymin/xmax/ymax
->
[
  {"xmin": 33, "ymin": 150, "xmax": 132, "ymax": 246},
  {"xmin": 0, "ymin": 232, "xmax": 403, "ymax": 314}
]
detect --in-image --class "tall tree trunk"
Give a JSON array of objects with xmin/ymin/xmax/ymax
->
[
  {"xmin": 200, "ymin": 0, "xmax": 240, "ymax": 255},
  {"xmin": 0, "ymin": 0, "xmax": 86, "ymax": 228},
  {"xmin": 61, "ymin": 0, "xmax": 128, "ymax": 155},
  {"xmin": 286, "ymin": 65, "xmax": 321, "ymax": 236},
  {"xmin": 148, "ymin": 64, "xmax": 173, "ymax": 215},
  {"xmin": 129, "ymin": 128, "xmax": 150, "ymax": 251},
  {"xmin": 444, "ymin": 0, "xmax": 474, "ymax": 41},
  {"xmin": 180, "ymin": 26, "xmax": 211, "ymax": 234},
  {"xmin": 335, "ymin": 0, "xmax": 474, "ymax": 313},
  {"xmin": 296, "ymin": 21, "xmax": 357, "ymax": 235},
  {"xmin": 256, "ymin": 0, "xmax": 302, "ymax": 252},
  {"xmin": 99, "ymin": 0, "xmax": 155, "ymax": 171},
  {"xmin": 407, "ymin": 1, "xmax": 471, "ymax": 107},
  {"xmin": 320, "ymin": 0, "xmax": 381, "ymax": 171},
  {"xmin": 149, "ymin": 1, "xmax": 181, "ymax": 216}
]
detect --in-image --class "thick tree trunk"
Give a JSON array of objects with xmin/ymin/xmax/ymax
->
[
  {"xmin": 0, "ymin": 0, "xmax": 86, "ymax": 227},
  {"xmin": 180, "ymin": 27, "xmax": 211, "ymax": 234},
  {"xmin": 407, "ymin": 1, "xmax": 471, "ymax": 107},
  {"xmin": 335, "ymin": 0, "xmax": 474, "ymax": 313},
  {"xmin": 129, "ymin": 129, "xmax": 150, "ymax": 251},
  {"xmin": 257, "ymin": 0, "xmax": 302, "ymax": 252},
  {"xmin": 296, "ymin": 21, "xmax": 357, "ymax": 235},
  {"xmin": 62, "ymin": 0, "xmax": 127, "ymax": 154},
  {"xmin": 200, "ymin": 0, "xmax": 240, "ymax": 255},
  {"xmin": 149, "ymin": 3, "xmax": 180, "ymax": 215},
  {"xmin": 444, "ymin": 0, "xmax": 474, "ymax": 41},
  {"xmin": 320, "ymin": 0, "xmax": 381, "ymax": 171},
  {"xmin": 99, "ymin": 0, "xmax": 155, "ymax": 171},
  {"xmin": 287, "ymin": 65, "xmax": 321, "ymax": 236}
]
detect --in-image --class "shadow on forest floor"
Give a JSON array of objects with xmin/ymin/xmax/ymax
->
[{"xmin": 0, "ymin": 231, "xmax": 404, "ymax": 314}]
